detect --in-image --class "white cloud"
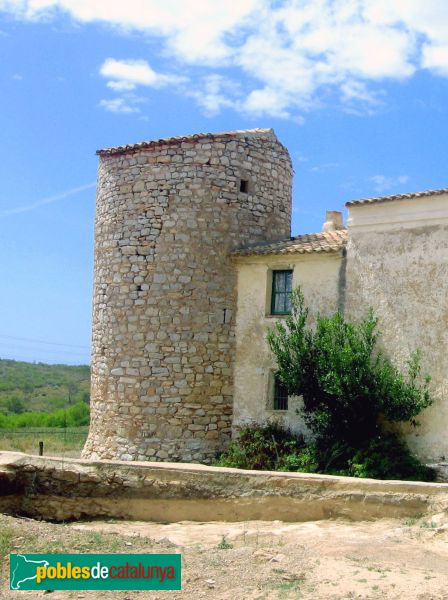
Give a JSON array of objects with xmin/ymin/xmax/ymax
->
[
  {"xmin": 363, "ymin": 0, "xmax": 448, "ymax": 76},
  {"xmin": 369, "ymin": 174, "xmax": 410, "ymax": 194},
  {"xmin": 100, "ymin": 58, "xmax": 185, "ymax": 91},
  {"xmin": 422, "ymin": 44, "xmax": 448, "ymax": 76},
  {"xmin": 99, "ymin": 58, "xmax": 186, "ymax": 116},
  {"xmin": 186, "ymin": 74, "xmax": 240, "ymax": 116},
  {"xmin": 106, "ymin": 80, "xmax": 135, "ymax": 92},
  {"xmin": 310, "ymin": 162, "xmax": 340, "ymax": 173},
  {"xmin": 3, "ymin": 0, "xmax": 448, "ymax": 119},
  {"xmin": 242, "ymin": 87, "xmax": 291, "ymax": 119},
  {"xmin": 98, "ymin": 97, "xmax": 142, "ymax": 114},
  {"xmin": 0, "ymin": 0, "xmax": 260, "ymax": 63}
]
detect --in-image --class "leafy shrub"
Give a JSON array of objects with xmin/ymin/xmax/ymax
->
[
  {"xmin": 215, "ymin": 288, "xmax": 435, "ymax": 481},
  {"xmin": 267, "ymin": 289, "xmax": 432, "ymax": 449},
  {"xmin": 217, "ymin": 535, "xmax": 233, "ymax": 550},
  {"xmin": 277, "ymin": 445, "xmax": 320, "ymax": 473},
  {"xmin": 217, "ymin": 424, "xmax": 435, "ymax": 481},
  {"xmin": 347, "ymin": 435, "xmax": 435, "ymax": 481},
  {"xmin": 215, "ymin": 422, "xmax": 304, "ymax": 470}
]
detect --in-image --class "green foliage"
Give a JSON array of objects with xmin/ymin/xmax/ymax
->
[
  {"xmin": 0, "ymin": 401, "xmax": 89, "ymax": 428},
  {"xmin": 6, "ymin": 396, "xmax": 25, "ymax": 414},
  {"xmin": 402, "ymin": 513, "xmax": 423, "ymax": 527},
  {"xmin": 216, "ymin": 288, "xmax": 435, "ymax": 481},
  {"xmin": 420, "ymin": 520, "xmax": 438, "ymax": 529},
  {"xmin": 0, "ymin": 359, "xmax": 90, "ymax": 415},
  {"xmin": 346, "ymin": 435, "xmax": 435, "ymax": 481},
  {"xmin": 215, "ymin": 422, "xmax": 304, "ymax": 470},
  {"xmin": 277, "ymin": 445, "xmax": 320, "ymax": 473},
  {"xmin": 217, "ymin": 424, "xmax": 435, "ymax": 481},
  {"xmin": 217, "ymin": 535, "xmax": 233, "ymax": 550},
  {"xmin": 267, "ymin": 288, "xmax": 432, "ymax": 448}
]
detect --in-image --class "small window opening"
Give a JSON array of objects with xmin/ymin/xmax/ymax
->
[
  {"xmin": 240, "ymin": 179, "xmax": 249, "ymax": 193},
  {"xmin": 273, "ymin": 374, "xmax": 288, "ymax": 410},
  {"xmin": 271, "ymin": 270, "xmax": 293, "ymax": 315}
]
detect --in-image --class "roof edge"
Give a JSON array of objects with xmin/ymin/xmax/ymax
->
[
  {"xmin": 346, "ymin": 187, "xmax": 448, "ymax": 207},
  {"xmin": 232, "ymin": 229, "xmax": 348, "ymax": 258},
  {"xmin": 97, "ymin": 128, "xmax": 284, "ymax": 157}
]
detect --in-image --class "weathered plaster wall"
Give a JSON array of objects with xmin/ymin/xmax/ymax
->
[
  {"xmin": 232, "ymin": 252, "xmax": 343, "ymax": 434},
  {"xmin": 2, "ymin": 452, "xmax": 448, "ymax": 522},
  {"xmin": 345, "ymin": 194, "xmax": 448, "ymax": 462},
  {"xmin": 83, "ymin": 129, "xmax": 292, "ymax": 464}
]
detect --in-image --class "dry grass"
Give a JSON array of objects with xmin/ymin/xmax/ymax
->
[{"xmin": 0, "ymin": 427, "xmax": 88, "ymax": 458}]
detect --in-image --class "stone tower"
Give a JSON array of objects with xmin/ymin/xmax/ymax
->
[{"xmin": 82, "ymin": 128, "xmax": 292, "ymax": 463}]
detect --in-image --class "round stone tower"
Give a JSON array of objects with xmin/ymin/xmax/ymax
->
[{"xmin": 82, "ymin": 128, "xmax": 292, "ymax": 463}]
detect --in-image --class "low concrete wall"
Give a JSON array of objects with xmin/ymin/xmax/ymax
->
[{"xmin": 1, "ymin": 452, "xmax": 448, "ymax": 523}]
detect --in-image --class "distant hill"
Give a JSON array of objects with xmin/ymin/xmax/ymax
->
[{"xmin": 0, "ymin": 359, "xmax": 90, "ymax": 415}]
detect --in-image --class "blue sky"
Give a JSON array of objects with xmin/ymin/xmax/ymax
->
[{"xmin": 0, "ymin": 0, "xmax": 448, "ymax": 364}]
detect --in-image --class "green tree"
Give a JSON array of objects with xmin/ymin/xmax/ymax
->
[
  {"xmin": 80, "ymin": 390, "xmax": 90, "ymax": 405},
  {"xmin": 6, "ymin": 396, "xmax": 25, "ymax": 414},
  {"xmin": 67, "ymin": 382, "xmax": 78, "ymax": 406},
  {"xmin": 267, "ymin": 288, "xmax": 433, "ymax": 469}
]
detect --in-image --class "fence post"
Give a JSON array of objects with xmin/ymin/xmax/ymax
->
[{"xmin": 39, "ymin": 441, "xmax": 44, "ymax": 456}]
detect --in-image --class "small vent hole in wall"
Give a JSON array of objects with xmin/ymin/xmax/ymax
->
[
  {"xmin": 222, "ymin": 308, "xmax": 232, "ymax": 324},
  {"xmin": 240, "ymin": 179, "xmax": 248, "ymax": 193}
]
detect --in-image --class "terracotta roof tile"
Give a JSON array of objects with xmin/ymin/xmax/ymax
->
[
  {"xmin": 97, "ymin": 128, "xmax": 280, "ymax": 157},
  {"xmin": 346, "ymin": 187, "xmax": 448, "ymax": 207},
  {"xmin": 233, "ymin": 229, "xmax": 347, "ymax": 257}
]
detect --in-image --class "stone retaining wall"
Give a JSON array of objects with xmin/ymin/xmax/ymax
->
[{"xmin": 2, "ymin": 452, "xmax": 448, "ymax": 523}]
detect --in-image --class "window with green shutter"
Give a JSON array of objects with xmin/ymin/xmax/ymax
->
[{"xmin": 271, "ymin": 270, "xmax": 293, "ymax": 315}]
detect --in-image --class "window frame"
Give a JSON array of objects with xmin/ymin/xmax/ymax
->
[
  {"xmin": 270, "ymin": 269, "xmax": 293, "ymax": 316},
  {"xmin": 273, "ymin": 373, "xmax": 289, "ymax": 411}
]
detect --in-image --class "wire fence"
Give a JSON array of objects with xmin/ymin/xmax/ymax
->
[{"xmin": 0, "ymin": 426, "xmax": 89, "ymax": 458}]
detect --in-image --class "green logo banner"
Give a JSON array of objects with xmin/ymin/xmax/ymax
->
[{"xmin": 10, "ymin": 553, "xmax": 181, "ymax": 590}]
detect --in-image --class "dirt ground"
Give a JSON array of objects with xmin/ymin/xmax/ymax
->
[{"xmin": 1, "ymin": 512, "xmax": 448, "ymax": 599}]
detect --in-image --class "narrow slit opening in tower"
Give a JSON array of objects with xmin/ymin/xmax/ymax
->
[{"xmin": 240, "ymin": 179, "xmax": 249, "ymax": 193}]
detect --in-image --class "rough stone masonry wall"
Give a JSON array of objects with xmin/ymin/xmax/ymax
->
[{"xmin": 83, "ymin": 130, "xmax": 292, "ymax": 463}]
